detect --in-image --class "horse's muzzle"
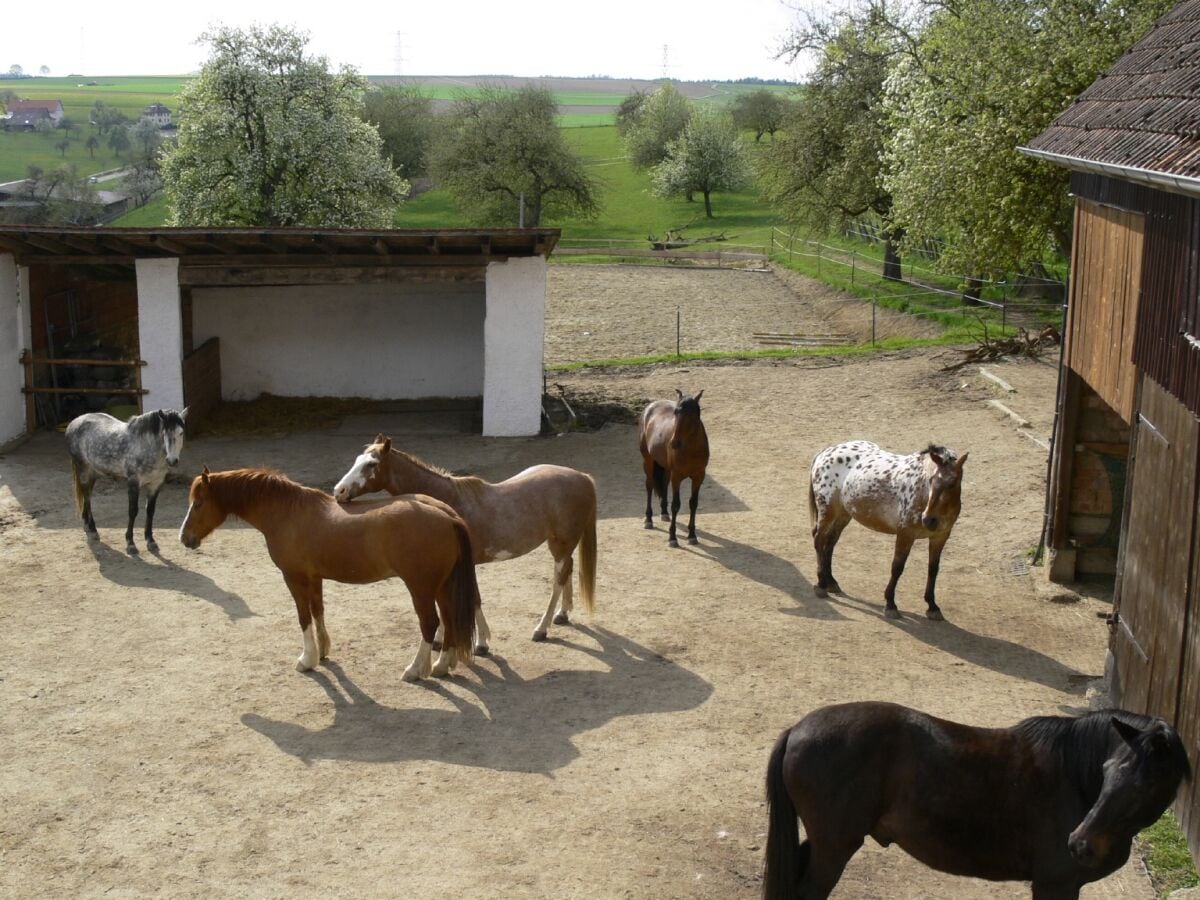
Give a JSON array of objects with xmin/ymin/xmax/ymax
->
[
  {"xmin": 167, "ymin": 456, "xmax": 179, "ymax": 467},
  {"xmin": 180, "ymin": 532, "xmax": 201, "ymax": 550},
  {"xmin": 1067, "ymin": 831, "xmax": 1106, "ymax": 868}
]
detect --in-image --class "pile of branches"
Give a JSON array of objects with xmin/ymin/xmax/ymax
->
[{"xmin": 941, "ymin": 325, "xmax": 1061, "ymax": 371}]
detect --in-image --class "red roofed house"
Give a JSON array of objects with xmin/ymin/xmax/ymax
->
[{"xmin": 3, "ymin": 99, "xmax": 64, "ymax": 125}]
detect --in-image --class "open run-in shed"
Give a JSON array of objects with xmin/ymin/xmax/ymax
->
[{"xmin": 0, "ymin": 226, "xmax": 558, "ymax": 444}]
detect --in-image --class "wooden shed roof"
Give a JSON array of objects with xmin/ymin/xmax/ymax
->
[
  {"xmin": 0, "ymin": 225, "xmax": 560, "ymax": 270},
  {"xmin": 1021, "ymin": 0, "xmax": 1200, "ymax": 196}
]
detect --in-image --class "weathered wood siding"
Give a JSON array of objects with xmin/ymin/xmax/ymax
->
[
  {"xmin": 1115, "ymin": 376, "xmax": 1200, "ymax": 858},
  {"xmin": 182, "ymin": 337, "xmax": 220, "ymax": 432},
  {"xmin": 1065, "ymin": 199, "xmax": 1144, "ymax": 423}
]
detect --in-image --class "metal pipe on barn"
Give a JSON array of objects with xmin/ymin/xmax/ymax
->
[{"xmin": 676, "ymin": 306, "xmax": 681, "ymax": 358}]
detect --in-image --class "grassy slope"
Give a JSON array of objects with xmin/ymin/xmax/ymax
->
[{"xmin": 1, "ymin": 76, "xmax": 184, "ymax": 182}]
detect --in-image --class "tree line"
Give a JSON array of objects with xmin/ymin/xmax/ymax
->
[{"xmin": 758, "ymin": 0, "xmax": 1174, "ymax": 282}]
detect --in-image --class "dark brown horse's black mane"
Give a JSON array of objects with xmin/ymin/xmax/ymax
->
[{"xmin": 1013, "ymin": 709, "xmax": 1191, "ymax": 799}]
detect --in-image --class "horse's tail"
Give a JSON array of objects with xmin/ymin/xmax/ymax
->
[
  {"xmin": 578, "ymin": 480, "xmax": 598, "ymax": 614},
  {"xmin": 808, "ymin": 477, "xmax": 818, "ymax": 537},
  {"xmin": 443, "ymin": 515, "xmax": 479, "ymax": 662},
  {"xmin": 651, "ymin": 461, "xmax": 667, "ymax": 501},
  {"xmin": 71, "ymin": 459, "xmax": 86, "ymax": 515},
  {"xmin": 763, "ymin": 725, "xmax": 809, "ymax": 900}
]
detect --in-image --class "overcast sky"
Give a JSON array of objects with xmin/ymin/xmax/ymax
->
[{"xmin": 6, "ymin": 1, "xmax": 808, "ymax": 82}]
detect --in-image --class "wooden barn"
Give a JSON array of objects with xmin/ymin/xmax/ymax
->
[
  {"xmin": 1021, "ymin": 0, "xmax": 1200, "ymax": 863},
  {"xmin": 0, "ymin": 226, "xmax": 558, "ymax": 445}
]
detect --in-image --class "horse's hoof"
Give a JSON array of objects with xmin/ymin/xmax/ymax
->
[
  {"xmin": 86, "ymin": 531, "xmax": 99, "ymax": 542},
  {"xmin": 926, "ymin": 608, "xmax": 945, "ymax": 622},
  {"xmin": 687, "ymin": 536, "xmax": 699, "ymax": 546},
  {"xmin": 553, "ymin": 611, "xmax": 570, "ymax": 625},
  {"xmin": 661, "ymin": 514, "xmax": 670, "ymax": 522},
  {"xmin": 401, "ymin": 666, "xmax": 422, "ymax": 682},
  {"xmin": 814, "ymin": 586, "xmax": 828, "ymax": 598},
  {"xmin": 644, "ymin": 520, "xmax": 654, "ymax": 530},
  {"xmin": 431, "ymin": 662, "xmax": 451, "ymax": 678},
  {"xmin": 295, "ymin": 656, "xmax": 316, "ymax": 672},
  {"xmin": 884, "ymin": 607, "xmax": 902, "ymax": 620},
  {"xmin": 531, "ymin": 629, "xmax": 548, "ymax": 642},
  {"xmin": 126, "ymin": 545, "xmax": 139, "ymax": 556},
  {"xmin": 827, "ymin": 581, "xmax": 842, "ymax": 594},
  {"xmin": 475, "ymin": 644, "xmax": 490, "ymax": 656},
  {"xmin": 668, "ymin": 538, "xmax": 679, "ymax": 548},
  {"xmin": 146, "ymin": 540, "xmax": 159, "ymax": 553}
]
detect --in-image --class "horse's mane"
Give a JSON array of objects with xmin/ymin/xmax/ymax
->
[
  {"xmin": 207, "ymin": 467, "xmax": 325, "ymax": 514},
  {"xmin": 1012, "ymin": 709, "xmax": 1159, "ymax": 799},
  {"xmin": 127, "ymin": 408, "xmax": 185, "ymax": 436},
  {"xmin": 385, "ymin": 446, "xmax": 488, "ymax": 497}
]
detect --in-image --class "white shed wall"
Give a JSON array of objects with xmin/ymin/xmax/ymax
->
[
  {"xmin": 0, "ymin": 254, "xmax": 30, "ymax": 445},
  {"xmin": 191, "ymin": 282, "xmax": 485, "ymax": 400}
]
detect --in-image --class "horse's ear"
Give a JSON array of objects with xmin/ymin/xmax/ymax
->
[
  {"xmin": 675, "ymin": 388, "xmax": 684, "ymax": 401},
  {"xmin": 955, "ymin": 451, "xmax": 969, "ymax": 470},
  {"xmin": 926, "ymin": 445, "xmax": 945, "ymax": 466},
  {"xmin": 180, "ymin": 407, "xmax": 189, "ymax": 421},
  {"xmin": 1111, "ymin": 715, "xmax": 1143, "ymax": 748},
  {"xmin": 374, "ymin": 432, "xmax": 386, "ymax": 444},
  {"xmin": 381, "ymin": 437, "xmax": 392, "ymax": 454},
  {"xmin": 201, "ymin": 465, "xmax": 211, "ymax": 485},
  {"xmin": 694, "ymin": 389, "xmax": 704, "ymax": 402}
]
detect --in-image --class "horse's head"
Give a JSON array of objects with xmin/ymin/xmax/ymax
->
[
  {"xmin": 673, "ymin": 388, "xmax": 704, "ymax": 418},
  {"xmin": 159, "ymin": 407, "xmax": 188, "ymax": 467},
  {"xmin": 920, "ymin": 446, "xmax": 968, "ymax": 532},
  {"xmin": 179, "ymin": 466, "xmax": 227, "ymax": 549},
  {"xmin": 1068, "ymin": 715, "xmax": 1191, "ymax": 869},
  {"xmin": 333, "ymin": 434, "xmax": 391, "ymax": 503}
]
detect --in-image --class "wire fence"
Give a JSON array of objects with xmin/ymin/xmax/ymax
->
[{"xmin": 769, "ymin": 228, "xmax": 1066, "ymax": 335}]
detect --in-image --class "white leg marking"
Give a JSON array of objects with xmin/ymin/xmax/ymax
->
[
  {"xmin": 402, "ymin": 640, "xmax": 433, "ymax": 682},
  {"xmin": 296, "ymin": 623, "xmax": 319, "ymax": 672},
  {"xmin": 432, "ymin": 646, "xmax": 457, "ymax": 677},
  {"xmin": 433, "ymin": 622, "xmax": 445, "ymax": 648},
  {"xmin": 533, "ymin": 560, "xmax": 566, "ymax": 640},
  {"xmin": 475, "ymin": 606, "xmax": 491, "ymax": 654}
]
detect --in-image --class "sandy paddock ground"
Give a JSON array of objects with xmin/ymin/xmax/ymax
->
[{"xmin": 0, "ymin": 266, "xmax": 1148, "ymax": 898}]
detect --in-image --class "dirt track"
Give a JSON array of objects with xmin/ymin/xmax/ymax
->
[{"xmin": 0, "ymin": 266, "xmax": 1148, "ymax": 898}]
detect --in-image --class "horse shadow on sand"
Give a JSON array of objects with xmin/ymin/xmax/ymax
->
[
  {"xmin": 85, "ymin": 538, "xmax": 257, "ymax": 622},
  {"xmin": 241, "ymin": 625, "xmax": 713, "ymax": 775},
  {"xmin": 811, "ymin": 588, "xmax": 1091, "ymax": 693},
  {"xmin": 675, "ymin": 530, "xmax": 848, "ymax": 621}
]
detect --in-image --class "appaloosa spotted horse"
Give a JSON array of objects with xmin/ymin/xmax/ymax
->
[{"xmin": 809, "ymin": 440, "xmax": 968, "ymax": 619}]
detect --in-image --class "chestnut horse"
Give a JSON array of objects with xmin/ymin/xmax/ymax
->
[
  {"xmin": 763, "ymin": 701, "xmax": 1191, "ymax": 899},
  {"xmin": 333, "ymin": 437, "xmax": 597, "ymax": 642},
  {"xmin": 639, "ymin": 390, "xmax": 710, "ymax": 547},
  {"xmin": 809, "ymin": 440, "xmax": 967, "ymax": 619},
  {"xmin": 179, "ymin": 467, "xmax": 480, "ymax": 681}
]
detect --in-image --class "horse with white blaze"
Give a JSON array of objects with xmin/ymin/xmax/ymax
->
[{"xmin": 66, "ymin": 407, "xmax": 188, "ymax": 555}]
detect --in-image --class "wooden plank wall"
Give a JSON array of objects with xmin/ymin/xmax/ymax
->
[
  {"xmin": 1116, "ymin": 377, "xmax": 1200, "ymax": 861},
  {"xmin": 1066, "ymin": 199, "xmax": 1144, "ymax": 423}
]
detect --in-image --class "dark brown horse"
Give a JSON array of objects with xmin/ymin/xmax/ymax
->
[
  {"xmin": 639, "ymin": 390, "xmax": 710, "ymax": 547},
  {"xmin": 809, "ymin": 440, "xmax": 967, "ymax": 619},
  {"xmin": 763, "ymin": 701, "xmax": 1191, "ymax": 899},
  {"xmin": 179, "ymin": 467, "xmax": 480, "ymax": 681}
]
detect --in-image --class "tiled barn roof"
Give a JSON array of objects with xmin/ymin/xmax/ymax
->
[{"xmin": 1022, "ymin": 0, "xmax": 1200, "ymax": 194}]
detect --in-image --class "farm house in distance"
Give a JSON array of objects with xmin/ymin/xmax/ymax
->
[
  {"xmin": 0, "ymin": 226, "xmax": 558, "ymax": 444},
  {"xmin": 1021, "ymin": 0, "xmax": 1200, "ymax": 864}
]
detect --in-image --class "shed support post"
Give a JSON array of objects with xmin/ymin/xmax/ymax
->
[
  {"xmin": 135, "ymin": 258, "xmax": 186, "ymax": 412},
  {"xmin": 0, "ymin": 254, "xmax": 31, "ymax": 445},
  {"xmin": 483, "ymin": 256, "xmax": 545, "ymax": 436}
]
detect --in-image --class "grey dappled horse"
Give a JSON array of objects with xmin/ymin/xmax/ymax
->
[{"xmin": 66, "ymin": 408, "xmax": 187, "ymax": 555}]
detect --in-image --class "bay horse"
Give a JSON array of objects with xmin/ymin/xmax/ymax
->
[
  {"xmin": 639, "ymin": 390, "xmax": 710, "ymax": 547},
  {"xmin": 763, "ymin": 701, "xmax": 1191, "ymax": 899},
  {"xmin": 809, "ymin": 440, "xmax": 967, "ymax": 619},
  {"xmin": 66, "ymin": 407, "xmax": 188, "ymax": 555},
  {"xmin": 179, "ymin": 467, "xmax": 480, "ymax": 681},
  {"xmin": 332, "ymin": 436, "xmax": 597, "ymax": 642}
]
